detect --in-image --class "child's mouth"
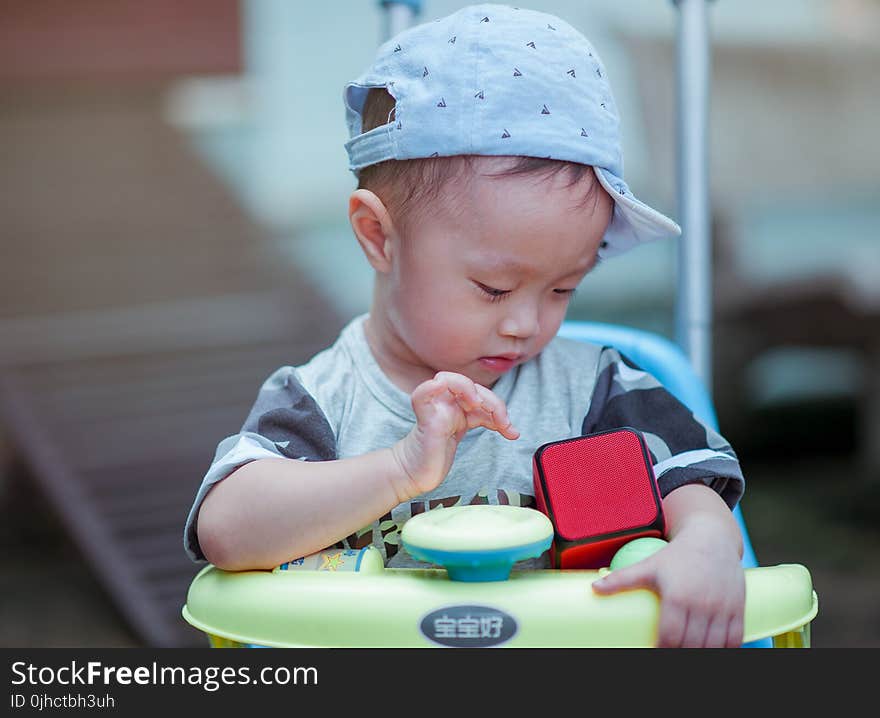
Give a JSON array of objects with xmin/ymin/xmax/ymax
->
[{"xmin": 478, "ymin": 355, "xmax": 522, "ymax": 372}]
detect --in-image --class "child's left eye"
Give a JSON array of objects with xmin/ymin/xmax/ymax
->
[
  {"xmin": 476, "ymin": 283, "xmax": 511, "ymax": 303},
  {"xmin": 476, "ymin": 283, "xmax": 577, "ymax": 303}
]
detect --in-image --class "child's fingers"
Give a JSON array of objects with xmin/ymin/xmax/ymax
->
[
  {"xmin": 411, "ymin": 375, "xmax": 477, "ymax": 417},
  {"xmin": 656, "ymin": 604, "xmax": 688, "ymax": 648},
  {"xmin": 593, "ymin": 556, "xmax": 698, "ymax": 647},
  {"xmin": 605, "ymin": 570, "xmax": 695, "ymax": 648},
  {"xmin": 431, "ymin": 372, "xmax": 519, "ymax": 439},
  {"xmin": 472, "ymin": 383, "xmax": 519, "ymax": 439},
  {"xmin": 680, "ymin": 612, "xmax": 710, "ymax": 648},
  {"xmin": 410, "ymin": 376, "xmax": 450, "ymax": 405},
  {"xmin": 725, "ymin": 614, "xmax": 744, "ymax": 648},
  {"xmin": 591, "ymin": 558, "xmax": 658, "ymax": 595},
  {"xmin": 704, "ymin": 615, "xmax": 731, "ymax": 649},
  {"xmin": 432, "ymin": 372, "xmax": 484, "ymax": 410}
]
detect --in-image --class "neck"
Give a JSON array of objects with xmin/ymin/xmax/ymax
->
[{"xmin": 363, "ymin": 293, "xmax": 435, "ymax": 395}]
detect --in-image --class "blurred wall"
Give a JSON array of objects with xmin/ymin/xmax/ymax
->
[{"xmin": 0, "ymin": 0, "xmax": 241, "ymax": 81}]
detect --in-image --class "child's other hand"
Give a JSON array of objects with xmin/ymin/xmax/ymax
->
[
  {"xmin": 591, "ymin": 524, "xmax": 745, "ymax": 648},
  {"xmin": 391, "ymin": 371, "xmax": 519, "ymax": 498}
]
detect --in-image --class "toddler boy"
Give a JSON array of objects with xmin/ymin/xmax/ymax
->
[{"xmin": 185, "ymin": 4, "xmax": 746, "ymax": 647}]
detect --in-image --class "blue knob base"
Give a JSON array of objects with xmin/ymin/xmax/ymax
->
[{"xmin": 404, "ymin": 537, "xmax": 552, "ymax": 582}]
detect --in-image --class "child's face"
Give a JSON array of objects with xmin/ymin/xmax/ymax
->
[{"xmin": 375, "ymin": 160, "xmax": 613, "ymax": 390}]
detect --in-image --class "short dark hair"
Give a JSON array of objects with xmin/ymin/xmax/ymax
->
[{"xmin": 355, "ymin": 88, "xmax": 602, "ymax": 240}]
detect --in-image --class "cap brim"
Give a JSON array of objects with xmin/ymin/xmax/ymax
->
[{"xmin": 593, "ymin": 167, "xmax": 681, "ymax": 259}]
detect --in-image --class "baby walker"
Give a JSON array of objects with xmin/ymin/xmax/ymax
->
[
  {"xmin": 181, "ymin": 0, "xmax": 819, "ymax": 647},
  {"xmin": 183, "ymin": 503, "xmax": 816, "ymax": 648},
  {"xmin": 183, "ymin": 351, "xmax": 818, "ymax": 648}
]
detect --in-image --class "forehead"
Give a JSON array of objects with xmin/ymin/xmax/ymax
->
[
  {"xmin": 430, "ymin": 159, "xmax": 609, "ymax": 272},
  {"xmin": 464, "ymin": 247, "xmax": 598, "ymax": 279},
  {"xmin": 439, "ymin": 156, "xmax": 607, "ymax": 221}
]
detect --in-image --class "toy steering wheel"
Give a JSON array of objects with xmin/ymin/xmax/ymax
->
[{"xmin": 401, "ymin": 505, "xmax": 553, "ymax": 582}]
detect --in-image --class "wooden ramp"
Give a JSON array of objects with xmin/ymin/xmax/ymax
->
[{"xmin": 0, "ymin": 82, "xmax": 345, "ymax": 646}]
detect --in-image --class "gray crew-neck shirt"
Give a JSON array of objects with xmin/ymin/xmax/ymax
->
[{"xmin": 184, "ymin": 313, "xmax": 743, "ymax": 567}]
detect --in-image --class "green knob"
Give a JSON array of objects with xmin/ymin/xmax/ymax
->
[{"xmin": 609, "ymin": 537, "xmax": 668, "ymax": 570}]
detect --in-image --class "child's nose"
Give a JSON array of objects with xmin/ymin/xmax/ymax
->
[{"xmin": 498, "ymin": 302, "xmax": 540, "ymax": 339}]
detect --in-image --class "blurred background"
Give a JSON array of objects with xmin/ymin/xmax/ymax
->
[{"xmin": 1, "ymin": 0, "xmax": 878, "ymax": 647}]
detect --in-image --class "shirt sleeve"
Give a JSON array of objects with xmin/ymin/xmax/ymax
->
[
  {"xmin": 580, "ymin": 346, "xmax": 744, "ymax": 510},
  {"xmin": 183, "ymin": 366, "xmax": 338, "ymax": 562}
]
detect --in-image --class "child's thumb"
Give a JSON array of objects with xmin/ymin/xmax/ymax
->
[{"xmin": 591, "ymin": 560, "xmax": 657, "ymax": 596}]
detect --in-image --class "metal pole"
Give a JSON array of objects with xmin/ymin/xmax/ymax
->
[
  {"xmin": 673, "ymin": 0, "xmax": 713, "ymax": 393},
  {"xmin": 381, "ymin": 0, "xmax": 421, "ymax": 41}
]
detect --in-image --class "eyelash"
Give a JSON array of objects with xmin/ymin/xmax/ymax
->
[
  {"xmin": 477, "ymin": 284, "xmax": 577, "ymax": 303},
  {"xmin": 483, "ymin": 287, "xmax": 509, "ymax": 303}
]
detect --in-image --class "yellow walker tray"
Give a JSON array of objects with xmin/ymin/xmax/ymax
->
[{"xmin": 182, "ymin": 506, "xmax": 818, "ymax": 648}]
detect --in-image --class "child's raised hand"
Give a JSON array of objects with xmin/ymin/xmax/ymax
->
[
  {"xmin": 391, "ymin": 371, "xmax": 519, "ymax": 498},
  {"xmin": 592, "ymin": 524, "xmax": 745, "ymax": 648}
]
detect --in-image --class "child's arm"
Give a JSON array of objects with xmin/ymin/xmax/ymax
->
[
  {"xmin": 591, "ymin": 483, "xmax": 745, "ymax": 648},
  {"xmin": 197, "ymin": 371, "xmax": 518, "ymax": 571},
  {"xmin": 198, "ymin": 448, "xmax": 409, "ymax": 571}
]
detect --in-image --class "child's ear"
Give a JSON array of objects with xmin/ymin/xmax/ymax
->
[{"xmin": 349, "ymin": 189, "xmax": 397, "ymax": 272}]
